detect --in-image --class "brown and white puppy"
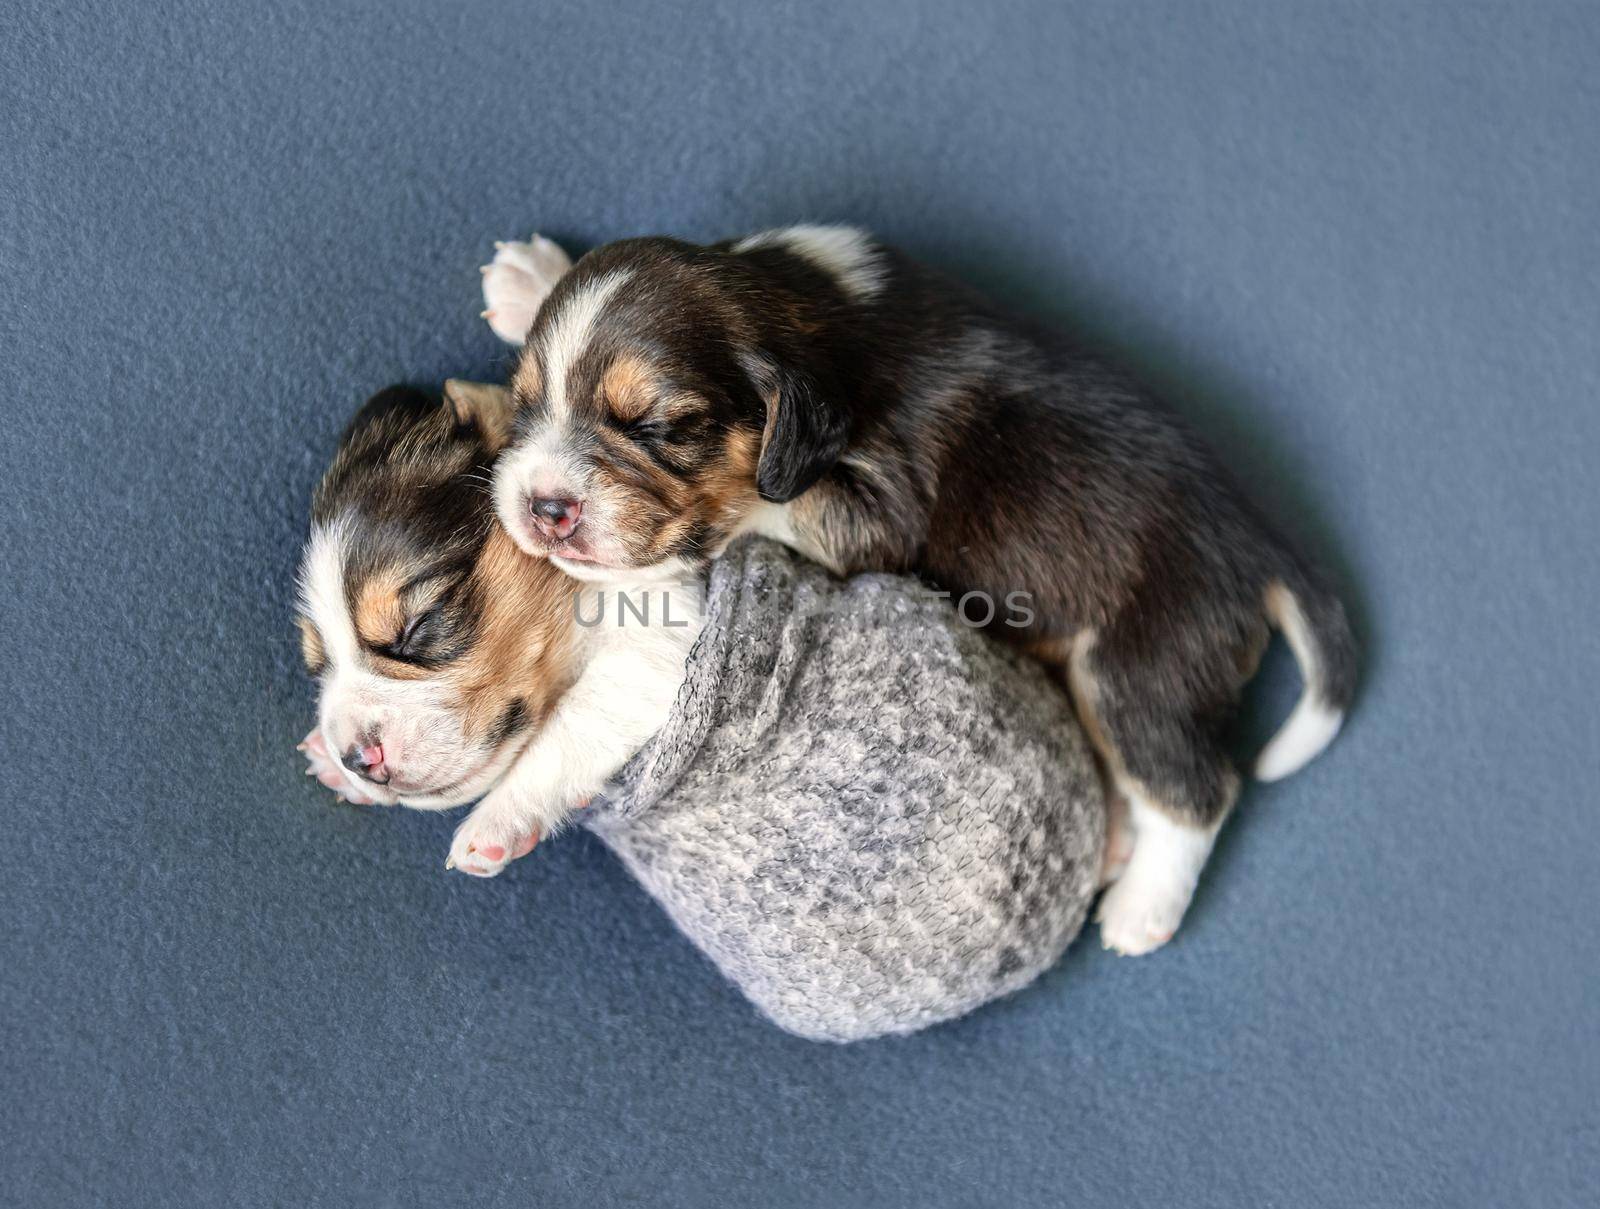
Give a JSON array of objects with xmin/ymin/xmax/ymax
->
[
  {"xmin": 296, "ymin": 380, "xmax": 702, "ymax": 875},
  {"xmin": 481, "ymin": 226, "xmax": 1358, "ymax": 953}
]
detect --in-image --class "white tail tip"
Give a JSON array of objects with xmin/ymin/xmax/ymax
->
[{"xmin": 1256, "ymin": 698, "xmax": 1344, "ymax": 782}]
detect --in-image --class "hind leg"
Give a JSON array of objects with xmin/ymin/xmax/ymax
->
[
  {"xmin": 1099, "ymin": 789, "xmax": 1135, "ymax": 888},
  {"xmin": 1068, "ymin": 631, "xmax": 1242, "ymax": 955},
  {"xmin": 1096, "ymin": 786, "xmax": 1230, "ymax": 955}
]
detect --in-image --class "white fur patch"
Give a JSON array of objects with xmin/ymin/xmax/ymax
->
[
  {"xmin": 296, "ymin": 515, "xmax": 515, "ymax": 810},
  {"xmin": 1067, "ymin": 630, "xmax": 1219, "ymax": 955},
  {"xmin": 491, "ymin": 269, "xmax": 635, "ymax": 554},
  {"xmin": 1256, "ymin": 698, "xmax": 1344, "ymax": 782},
  {"xmin": 298, "ymin": 517, "xmax": 383, "ymax": 802},
  {"xmin": 724, "ymin": 499, "xmax": 843, "ymax": 572},
  {"xmin": 1256, "ymin": 581, "xmax": 1345, "ymax": 781},
  {"xmin": 733, "ymin": 225, "xmax": 886, "ymax": 300},
  {"xmin": 726, "ymin": 500, "xmax": 797, "ymax": 549},
  {"xmin": 298, "ymin": 518, "xmax": 359, "ymax": 670},
  {"xmin": 538, "ymin": 268, "xmax": 633, "ymax": 419},
  {"xmin": 551, "ymin": 552, "xmax": 700, "ymax": 584},
  {"xmin": 1096, "ymin": 795, "xmax": 1218, "ymax": 956},
  {"xmin": 446, "ymin": 570, "xmax": 704, "ymax": 872},
  {"xmin": 493, "ymin": 414, "xmax": 586, "ymax": 521}
]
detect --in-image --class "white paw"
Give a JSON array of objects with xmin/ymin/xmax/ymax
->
[
  {"xmin": 480, "ymin": 236, "xmax": 572, "ymax": 345},
  {"xmin": 445, "ymin": 810, "xmax": 540, "ymax": 878},
  {"xmin": 298, "ymin": 728, "xmax": 379, "ymax": 806},
  {"xmin": 1095, "ymin": 872, "xmax": 1194, "ymax": 956}
]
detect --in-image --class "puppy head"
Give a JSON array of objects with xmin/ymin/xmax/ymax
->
[
  {"xmin": 297, "ymin": 382, "xmax": 575, "ymax": 808},
  {"xmin": 490, "ymin": 236, "xmax": 853, "ymax": 578}
]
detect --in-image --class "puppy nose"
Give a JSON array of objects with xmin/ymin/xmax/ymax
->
[
  {"xmin": 341, "ymin": 742, "xmax": 389, "ymax": 784},
  {"xmin": 529, "ymin": 497, "xmax": 582, "ymax": 541}
]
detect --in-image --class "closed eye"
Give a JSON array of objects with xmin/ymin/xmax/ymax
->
[
  {"xmin": 386, "ymin": 607, "xmax": 441, "ymax": 662},
  {"xmin": 625, "ymin": 418, "xmax": 671, "ymax": 442}
]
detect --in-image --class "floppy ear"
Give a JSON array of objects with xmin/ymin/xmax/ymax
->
[
  {"xmin": 443, "ymin": 379, "xmax": 516, "ymax": 450},
  {"xmin": 340, "ymin": 384, "xmax": 437, "ymax": 447},
  {"xmin": 753, "ymin": 360, "xmax": 852, "ymax": 503}
]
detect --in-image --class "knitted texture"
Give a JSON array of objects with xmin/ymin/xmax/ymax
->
[{"xmin": 585, "ymin": 539, "xmax": 1105, "ymax": 1042}]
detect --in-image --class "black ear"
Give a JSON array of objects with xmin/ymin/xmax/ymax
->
[
  {"xmin": 754, "ymin": 360, "xmax": 851, "ymax": 503},
  {"xmin": 340, "ymin": 384, "xmax": 437, "ymax": 446}
]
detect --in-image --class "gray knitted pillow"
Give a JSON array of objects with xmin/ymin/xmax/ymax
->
[{"xmin": 586, "ymin": 539, "xmax": 1105, "ymax": 1043}]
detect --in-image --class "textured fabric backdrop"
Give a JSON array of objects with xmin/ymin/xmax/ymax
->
[{"xmin": 3, "ymin": 2, "xmax": 1596, "ymax": 1206}]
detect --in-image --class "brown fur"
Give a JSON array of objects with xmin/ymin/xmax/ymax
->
[
  {"xmin": 449, "ymin": 526, "xmax": 578, "ymax": 740},
  {"xmin": 298, "ymin": 616, "xmax": 326, "ymax": 675},
  {"xmin": 599, "ymin": 354, "xmax": 660, "ymax": 424},
  {"xmin": 495, "ymin": 234, "xmax": 1356, "ymax": 833},
  {"xmin": 511, "ymin": 358, "xmax": 542, "ymax": 402},
  {"xmin": 301, "ymin": 384, "xmax": 580, "ymax": 783},
  {"xmin": 354, "ymin": 567, "xmax": 410, "ymax": 647}
]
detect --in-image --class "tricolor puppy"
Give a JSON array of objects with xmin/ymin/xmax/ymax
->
[
  {"xmin": 481, "ymin": 226, "xmax": 1358, "ymax": 953},
  {"xmin": 295, "ymin": 381, "xmax": 701, "ymax": 875}
]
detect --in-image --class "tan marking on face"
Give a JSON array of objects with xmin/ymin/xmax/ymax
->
[
  {"xmin": 512, "ymin": 356, "xmax": 543, "ymax": 402},
  {"xmin": 366, "ymin": 653, "xmax": 438, "ymax": 682},
  {"xmin": 599, "ymin": 354, "xmax": 659, "ymax": 424},
  {"xmin": 587, "ymin": 452, "xmax": 682, "ymax": 563},
  {"xmin": 358, "ymin": 570, "xmax": 468, "ymax": 682},
  {"xmin": 700, "ymin": 427, "xmax": 762, "ymax": 528},
  {"xmin": 659, "ymin": 391, "xmax": 705, "ymax": 423},
  {"xmin": 297, "ymin": 616, "xmax": 326, "ymax": 674},
  {"xmin": 579, "ymin": 401, "xmax": 766, "ymax": 566},
  {"xmin": 354, "ymin": 566, "xmax": 412, "ymax": 648}
]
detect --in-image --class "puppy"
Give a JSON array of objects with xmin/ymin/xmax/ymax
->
[
  {"xmin": 481, "ymin": 227, "xmax": 1357, "ymax": 953},
  {"xmin": 295, "ymin": 380, "xmax": 701, "ymax": 875}
]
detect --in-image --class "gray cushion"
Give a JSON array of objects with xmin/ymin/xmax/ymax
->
[{"xmin": 589, "ymin": 540, "xmax": 1104, "ymax": 1041}]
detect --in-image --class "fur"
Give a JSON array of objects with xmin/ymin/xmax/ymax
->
[
  {"xmin": 483, "ymin": 228, "xmax": 1358, "ymax": 950},
  {"xmin": 296, "ymin": 383, "xmax": 702, "ymax": 876}
]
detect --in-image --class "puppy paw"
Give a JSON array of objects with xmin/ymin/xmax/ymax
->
[
  {"xmin": 1095, "ymin": 873, "xmax": 1192, "ymax": 956},
  {"xmin": 480, "ymin": 236, "xmax": 572, "ymax": 345},
  {"xmin": 298, "ymin": 728, "xmax": 377, "ymax": 806},
  {"xmin": 445, "ymin": 811, "xmax": 540, "ymax": 878}
]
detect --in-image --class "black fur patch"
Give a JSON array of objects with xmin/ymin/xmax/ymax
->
[
  {"xmin": 499, "ymin": 230, "xmax": 1358, "ymax": 825},
  {"xmin": 311, "ymin": 385, "xmax": 500, "ymax": 668}
]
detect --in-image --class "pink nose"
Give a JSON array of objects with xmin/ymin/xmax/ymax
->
[
  {"xmin": 341, "ymin": 742, "xmax": 389, "ymax": 784},
  {"xmin": 529, "ymin": 497, "xmax": 582, "ymax": 541}
]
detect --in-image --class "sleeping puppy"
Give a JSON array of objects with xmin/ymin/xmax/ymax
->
[
  {"xmin": 480, "ymin": 227, "xmax": 1357, "ymax": 953},
  {"xmin": 295, "ymin": 380, "xmax": 701, "ymax": 875}
]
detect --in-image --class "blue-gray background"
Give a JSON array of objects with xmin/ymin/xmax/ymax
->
[{"xmin": 4, "ymin": 1, "xmax": 1596, "ymax": 1205}]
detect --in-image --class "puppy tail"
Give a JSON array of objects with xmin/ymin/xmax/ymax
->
[{"xmin": 1254, "ymin": 573, "xmax": 1358, "ymax": 782}]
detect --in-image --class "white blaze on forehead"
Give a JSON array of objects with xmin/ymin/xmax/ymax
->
[
  {"xmin": 733, "ymin": 224, "xmax": 886, "ymax": 300},
  {"xmin": 537, "ymin": 268, "xmax": 634, "ymax": 418},
  {"xmin": 298, "ymin": 517, "xmax": 360, "ymax": 669}
]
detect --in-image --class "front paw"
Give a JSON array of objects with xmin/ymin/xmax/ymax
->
[
  {"xmin": 445, "ymin": 811, "xmax": 540, "ymax": 878},
  {"xmin": 480, "ymin": 236, "xmax": 572, "ymax": 345},
  {"xmin": 298, "ymin": 728, "xmax": 377, "ymax": 806}
]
